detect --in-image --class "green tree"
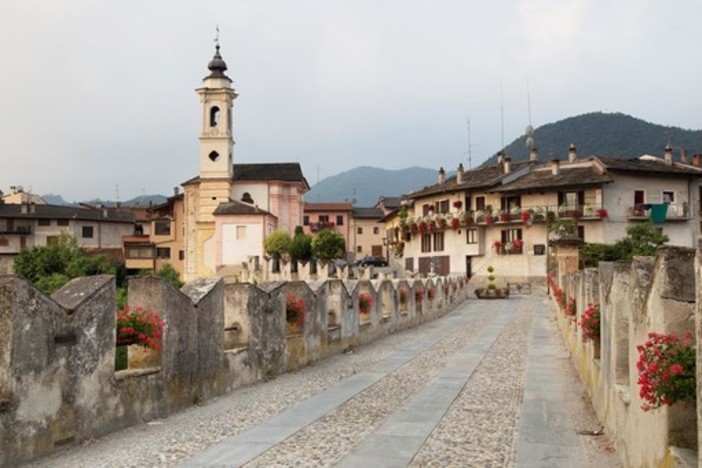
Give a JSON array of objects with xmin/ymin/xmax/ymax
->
[
  {"xmin": 615, "ymin": 222, "xmax": 669, "ymax": 259},
  {"xmin": 311, "ymin": 228, "xmax": 346, "ymax": 260},
  {"xmin": 14, "ymin": 232, "xmax": 124, "ymax": 294},
  {"xmin": 289, "ymin": 232, "xmax": 313, "ymax": 263},
  {"xmin": 156, "ymin": 263, "xmax": 184, "ymax": 289},
  {"xmin": 263, "ymin": 230, "xmax": 292, "ymax": 257}
]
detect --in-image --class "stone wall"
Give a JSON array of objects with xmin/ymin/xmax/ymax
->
[
  {"xmin": 553, "ymin": 246, "xmax": 698, "ymax": 467},
  {"xmin": 0, "ymin": 273, "xmax": 469, "ymax": 466}
]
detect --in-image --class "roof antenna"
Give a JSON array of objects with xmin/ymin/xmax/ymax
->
[
  {"xmin": 466, "ymin": 117, "xmax": 473, "ymax": 169},
  {"xmin": 500, "ymin": 77, "xmax": 505, "ymax": 150},
  {"xmin": 525, "ymin": 79, "xmax": 535, "ymax": 151}
]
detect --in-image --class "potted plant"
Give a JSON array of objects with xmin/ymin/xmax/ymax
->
[
  {"xmin": 418, "ymin": 220, "xmax": 428, "ymax": 235},
  {"xmin": 285, "ymin": 293, "xmax": 306, "ymax": 334},
  {"xmin": 596, "ymin": 208, "xmax": 608, "ymax": 219},
  {"xmin": 500, "ymin": 210, "xmax": 510, "ymax": 222},
  {"xmin": 511, "ymin": 238, "xmax": 524, "ymax": 254},
  {"xmin": 453, "ymin": 200, "xmax": 463, "ymax": 209},
  {"xmin": 463, "ymin": 210, "xmax": 474, "ymax": 226},
  {"xmin": 428, "ymin": 219, "xmax": 437, "ymax": 231},
  {"xmin": 493, "ymin": 240, "xmax": 503, "ymax": 254},
  {"xmin": 116, "ymin": 305, "xmax": 165, "ymax": 350},
  {"xmin": 359, "ymin": 291, "xmax": 373, "ymax": 319},
  {"xmin": 520, "ymin": 210, "xmax": 531, "ymax": 224},
  {"xmin": 475, "ymin": 265, "xmax": 509, "ymax": 299},
  {"xmin": 450, "ymin": 217, "xmax": 460, "ymax": 230},
  {"xmin": 436, "ymin": 216, "xmax": 447, "ymax": 229},
  {"xmin": 637, "ymin": 332, "xmax": 695, "ymax": 411}
]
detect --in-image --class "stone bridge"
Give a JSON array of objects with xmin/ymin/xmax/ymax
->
[{"xmin": 29, "ymin": 293, "xmax": 617, "ymax": 467}]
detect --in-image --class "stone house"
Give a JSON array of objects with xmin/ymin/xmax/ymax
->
[
  {"xmin": 0, "ymin": 201, "xmax": 136, "ymax": 274},
  {"xmin": 393, "ymin": 146, "xmax": 702, "ymax": 282}
]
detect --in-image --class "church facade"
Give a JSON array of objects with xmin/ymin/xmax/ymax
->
[{"xmin": 183, "ymin": 45, "xmax": 309, "ymax": 281}]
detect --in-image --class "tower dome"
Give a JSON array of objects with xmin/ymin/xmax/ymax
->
[{"xmin": 206, "ymin": 45, "xmax": 229, "ymax": 79}]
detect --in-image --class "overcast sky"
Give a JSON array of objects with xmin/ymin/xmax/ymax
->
[{"xmin": 0, "ymin": 0, "xmax": 700, "ymax": 201}]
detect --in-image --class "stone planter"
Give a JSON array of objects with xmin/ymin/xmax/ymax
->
[{"xmin": 474, "ymin": 288, "xmax": 510, "ymax": 299}]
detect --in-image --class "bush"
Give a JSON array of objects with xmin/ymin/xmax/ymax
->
[
  {"xmin": 285, "ymin": 293, "xmax": 306, "ymax": 331},
  {"xmin": 289, "ymin": 232, "xmax": 313, "ymax": 263},
  {"xmin": 637, "ymin": 332, "xmax": 695, "ymax": 411},
  {"xmin": 580, "ymin": 303, "xmax": 600, "ymax": 343},
  {"xmin": 359, "ymin": 292, "xmax": 373, "ymax": 314},
  {"xmin": 311, "ymin": 229, "xmax": 346, "ymax": 260},
  {"xmin": 264, "ymin": 230, "xmax": 292, "ymax": 256}
]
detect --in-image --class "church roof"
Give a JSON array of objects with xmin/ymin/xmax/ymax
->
[
  {"xmin": 233, "ymin": 163, "xmax": 309, "ymax": 187},
  {"xmin": 212, "ymin": 200, "xmax": 274, "ymax": 217}
]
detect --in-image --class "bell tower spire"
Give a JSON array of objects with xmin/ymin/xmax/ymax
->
[{"xmin": 196, "ymin": 35, "xmax": 237, "ymax": 180}]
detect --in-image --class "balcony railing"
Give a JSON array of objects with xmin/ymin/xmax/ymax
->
[
  {"xmin": 627, "ymin": 204, "xmax": 688, "ymax": 222},
  {"xmin": 309, "ymin": 221, "xmax": 336, "ymax": 233},
  {"xmin": 0, "ymin": 226, "xmax": 32, "ymax": 235}
]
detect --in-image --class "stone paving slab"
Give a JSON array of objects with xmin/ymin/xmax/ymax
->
[
  {"xmin": 180, "ymin": 301, "xmax": 492, "ymax": 467},
  {"xmin": 339, "ymin": 302, "xmax": 515, "ymax": 467},
  {"xmin": 516, "ymin": 298, "xmax": 587, "ymax": 468}
]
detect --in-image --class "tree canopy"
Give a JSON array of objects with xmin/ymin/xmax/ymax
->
[{"xmin": 311, "ymin": 228, "xmax": 346, "ymax": 260}]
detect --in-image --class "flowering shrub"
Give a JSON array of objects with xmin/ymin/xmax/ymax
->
[
  {"xmin": 399, "ymin": 288, "xmax": 409, "ymax": 305},
  {"xmin": 286, "ymin": 293, "xmax": 306, "ymax": 331},
  {"xmin": 565, "ymin": 297, "xmax": 576, "ymax": 316},
  {"xmin": 547, "ymin": 275, "xmax": 566, "ymax": 312},
  {"xmin": 359, "ymin": 292, "xmax": 373, "ymax": 315},
  {"xmin": 636, "ymin": 332, "xmax": 695, "ymax": 411},
  {"xmin": 415, "ymin": 289, "xmax": 424, "ymax": 303},
  {"xmin": 450, "ymin": 217, "xmax": 460, "ymax": 230},
  {"xmin": 427, "ymin": 286, "xmax": 435, "ymax": 302},
  {"xmin": 116, "ymin": 305, "xmax": 165, "ymax": 350},
  {"xmin": 580, "ymin": 303, "xmax": 600, "ymax": 343}
]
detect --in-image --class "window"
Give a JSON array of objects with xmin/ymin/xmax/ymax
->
[
  {"xmin": 37, "ymin": 219, "xmax": 50, "ymax": 226},
  {"xmin": 336, "ymin": 215, "xmax": 344, "ymax": 226},
  {"xmin": 634, "ymin": 189, "xmax": 645, "ymax": 207},
  {"xmin": 208, "ymin": 150, "xmax": 219, "ymax": 162},
  {"xmin": 433, "ymin": 232, "xmax": 444, "ymax": 251},
  {"xmin": 464, "ymin": 196, "xmax": 472, "ymax": 211},
  {"xmin": 0, "ymin": 238, "xmax": 7, "ymax": 247},
  {"xmin": 500, "ymin": 195, "xmax": 521, "ymax": 211},
  {"xmin": 82, "ymin": 226, "xmax": 94, "ymax": 238},
  {"xmin": 179, "ymin": 250, "xmax": 185, "ymax": 261},
  {"xmin": 209, "ymin": 106, "xmax": 220, "ymax": 127},
  {"xmin": 373, "ymin": 227, "xmax": 380, "ymax": 235},
  {"xmin": 421, "ymin": 234, "xmax": 431, "ymax": 253},
  {"xmin": 134, "ymin": 225, "xmax": 144, "ymax": 235},
  {"xmin": 558, "ymin": 190, "xmax": 584, "ymax": 209},
  {"xmin": 154, "ymin": 221, "xmax": 171, "ymax": 236},
  {"xmin": 577, "ymin": 226, "xmax": 585, "ymax": 240},
  {"xmin": 156, "ymin": 247, "xmax": 171, "ymax": 259},
  {"xmin": 422, "ymin": 204, "xmax": 431, "ymax": 216},
  {"xmin": 319, "ymin": 215, "xmax": 329, "ymax": 223},
  {"xmin": 126, "ymin": 246, "xmax": 153, "ymax": 258},
  {"xmin": 303, "ymin": 215, "xmax": 309, "ymax": 226},
  {"xmin": 534, "ymin": 244, "xmax": 545, "ymax": 255},
  {"xmin": 475, "ymin": 196, "xmax": 486, "ymax": 211},
  {"xmin": 500, "ymin": 228, "xmax": 522, "ymax": 243},
  {"xmin": 357, "ymin": 246, "xmax": 362, "ymax": 253},
  {"xmin": 357, "ymin": 227, "xmax": 363, "ymax": 235},
  {"xmin": 236, "ymin": 226, "xmax": 247, "ymax": 239},
  {"xmin": 46, "ymin": 236, "xmax": 59, "ymax": 246},
  {"xmin": 57, "ymin": 219, "xmax": 69, "ymax": 226},
  {"xmin": 241, "ymin": 192, "xmax": 254, "ymax": 204},
  {"xmin": 466, "ymin": 228, "xmax": 478, "ymax": 244},
  {"xmin": 439, "ymin": 199, "xmax": 450, "ymax": 214},
  {"xmin": 662, "ymin": 190, "xmax": 675, "ymax": 204}
]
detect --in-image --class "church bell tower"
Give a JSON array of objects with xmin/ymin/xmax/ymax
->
[{"xmin": 196, "ymin": 44, "xmax": 237, "ymax": 180}]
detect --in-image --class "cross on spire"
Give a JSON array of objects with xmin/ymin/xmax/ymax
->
[{"xmin": 215, "ymin": 25, "xmax": 220, "ymax": 47}]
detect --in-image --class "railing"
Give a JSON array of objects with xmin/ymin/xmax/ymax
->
[
  {"xmin": 627, "ymin": 204, "xmax": 688, "ymax": 221},
  {"xmin": 309, "ymin": 221, "xmax": 336, "ymax": 233},
  {"xmin": 0, "ymin": 226, "xmax": 32, "ymax": 235}
]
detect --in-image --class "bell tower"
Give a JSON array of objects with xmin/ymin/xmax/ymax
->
[{"xmin": 196, "ymin": 44, "xmax": 237, "ymax": 180}]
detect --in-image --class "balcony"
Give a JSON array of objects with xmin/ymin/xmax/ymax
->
[
  {"xmin": 627, "ymin": 204, "xmax": 688, "ymax": 222},
  {"xmin": 0, "ymin": 226, "xmax": 31, "ymax": 235},
  {"xmin": 309, "ymin": 221, "xmax": 335, "ymax": 233},
  {"xmin": 472, "ymin": 204, "xmax": 607, "ymax": 226}
]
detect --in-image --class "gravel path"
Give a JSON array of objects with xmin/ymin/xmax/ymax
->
[{"xmin": 26, "ymin": 294, "xmax": 619, "ymax": 468}]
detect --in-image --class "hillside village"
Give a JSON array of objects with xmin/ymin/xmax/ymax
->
[{"xmin": 3, "ymin": 43, "xmax": 702, "ymax": 467}]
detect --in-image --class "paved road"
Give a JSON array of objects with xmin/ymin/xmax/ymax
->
[{"xmin": 30, "ymin": 293, "xmax": 619, "ymax": 467}]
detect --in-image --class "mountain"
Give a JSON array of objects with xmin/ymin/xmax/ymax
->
[
  {"xmin": 488, "ymin": 112, "xmax": 702, "ymax": 164},
  {"xmin": 305, "ymin": 166, "xmax": 438, "ymax": 206},
  {"xmin": 41, "ymin": 194, "xmax": 168, "ymax": 207}
]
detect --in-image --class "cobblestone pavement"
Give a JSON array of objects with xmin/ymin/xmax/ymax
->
[{"xmin": 27, "ymin": 294, "xmax": 619, "ymax": 468}]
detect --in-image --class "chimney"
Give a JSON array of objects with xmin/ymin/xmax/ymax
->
[
  {"xmin": 503, "ymin": 155, "xmax": 511, "ymax": 174},
  {"xmin": 174, "ymin": 186, "xmax": 180, "ymax": 196},
  {"xmin": 551, "ymin": 158, "xmax": 560, "ymax": 176},
  {"xmin": 680, "ymin": 148, "xmax": 687, "ymax": 164},
  {"xmin": 438, "ymin": 167, "xmax": 446, "ymax": 184},
  {"xmin": 456, "ymin": 163, "xmax": 464, "ymax": 184},
  {"xmin": 692, "ymin": 154, "xmax": 702, "ymax": 167},
  {"xmin": 103, "ymin": 208, "xmax": 108, "ymax": 218},
  {"xmin": 568, "ymin": 143, "xmax": 577, "ymax": 162},
  {"xmin": 664, "ymin": 144, "xmax": 673, "ymax": 165},
  {"xmin": 529, "ymin": 146, "xmax": 538, "ymax": 162},
  {"xmin": 497, "ymin": 151, "xmax": 505, "ymax": 165}
]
